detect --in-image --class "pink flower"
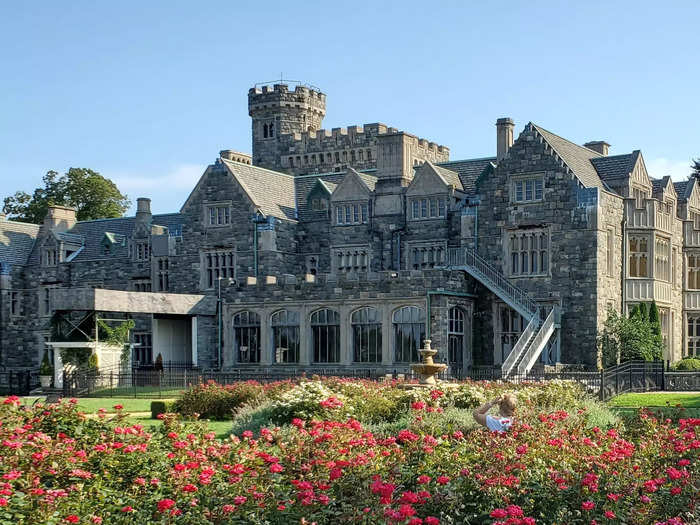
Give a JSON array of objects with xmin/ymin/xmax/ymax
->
[
  {"xmin": 233, "ymin": 496, "xmax": 247, "ymax": 505},
  {"xmin": 604, "ymin": 510, "xmax": 616, "ymax": 519},
  {"xmin": 425, "ymin": 518, "xmax": 439, "ymax": 525},
  {"xmin": 269, "ymin": 463, "xmax": 284, "ymax": 473},
  {"xmin": 417, "ymin": 475, "xmax": 431, "ymax": 484},
  {"xmin": 113, "ymin": 404, "xmax": 123, "ymax": 410},
  {"xmin": 490, "ymin": 508, "xmax": 508, "ymax": 519},
  {"xmin": 640, "ymin": 495, "xmax": 651, "ymax": 503},
  {"xmin": 582, "ymin": 501, "xmax": 595, "ymax": 511},
  {"xmin": 64, "ymin": 516, "xmax": 79, "ymax": 523},
  {"xmin": 437, "ymin": 475, "xmax": 450, "ymax": 485},
  {"xmin": 158, "ymin": 499, "xmax": 176, "ymax": 512},
  {"xmin": 120, "ymin": 506, "xmax": 134, "ymax": 513},
  {"xmin": 506, "ymin": 505, "xmax": 524, "ymax": 517},
  {"xmin": 182, "ymin": 484, "xmax": 198, "ymax": 493}
]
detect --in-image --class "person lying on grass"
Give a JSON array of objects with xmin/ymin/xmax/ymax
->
[{"xmin": 472, "ymin": 393, "xmax": 517, "ymax": 432}]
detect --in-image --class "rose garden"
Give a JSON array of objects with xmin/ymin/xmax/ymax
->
[{"xmin": 0, "ymin": 377, "xmax": 697, "ymax": 525}]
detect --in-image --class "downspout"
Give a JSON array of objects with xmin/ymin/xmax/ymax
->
[{"xmin": 474, "ymin": 203, "xmax": 478, "ymax": 253}]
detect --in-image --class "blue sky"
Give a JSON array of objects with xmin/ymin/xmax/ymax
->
[{"xmin": 1, "ymin": 1, "xmax": 699, "ymax": 215}]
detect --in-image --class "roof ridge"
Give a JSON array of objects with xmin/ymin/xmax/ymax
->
[
  {"xmin": 438, "ymin": 156, "xmax": 497, "ymax": 164},
  {"xmin": 221, "ymin": 158, "xmax": 296, "ymax": 180},
  {"xmin": 530, "ymin": 123, "xmax": 603, "ymax": 159}
]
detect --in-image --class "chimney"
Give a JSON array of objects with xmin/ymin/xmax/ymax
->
[
  {"xmin": 43, "ymin": 205, "xmax": 77, "ymax": 232},
  {"xmin": 496, "ymin": 118, "xmax": 515, "ymax": 161},
  {"xmin": 135, "ymin": 197, "xmax": 152, "ymax": 223},
  {"xmin": 584, "ymin": 141, "xmax": 610, "ymax": 156}
]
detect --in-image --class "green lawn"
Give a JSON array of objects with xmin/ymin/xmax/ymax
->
[
  {"xmin": 87, "ymin": 386, "xmax": 184, "ymax": 398},
  {"xmin": 74, "ymin": 397, "xmax": 175, "ymax": 413},
  {"xmin": 608, "ymin": 392, "xmax": 700, "ymax": 408},
  {"xmin": 124, "ymin": 415, "xmax": 231, "ymax": 440}
]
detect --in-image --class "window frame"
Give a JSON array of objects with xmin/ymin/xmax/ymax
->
[
  {"xmin": 511, "ymin": 175, "xmax": 544, "ymax": 204},
  {"xmin": 202, "ymin": 250, "xmax": 236, "ymax": 289},
  {"xmin": 334, "ymin": 202, "xmax": 369, "ymax": 226},
  {"xmin": 352, "ymin": 307, "xmax": 382, "ymax": 363},
  {"xmin": 507, "ymin": 229, "xmax": 550, "ymax": 277},
  {"xmin": 409, "ymin": 196, "xmax": 447, "ymax": 221},
  {"xmin": 310, "ymin": 308, "xmax": 341, "ymax": 364},
  {"xmin": 205, "ymin": 202, "xmax": 232, "ymax": 228},
  {"xmin": 233, "ymin": 311, "xmax": 261, "ymax": 364},
  {"xmin": 392, "ymin": 306, "xmax": 426, "ymax": 364},
  {"xmin": 270, "ymin": 310, "xmax": 300, "ymax": 364},
  {"xmin": 628, "ymin": 235, "xmax": 650, "ymax": 278},
  {"xmin": 448, "ymin": 306, "xmax": 466, "ymax": 368}
]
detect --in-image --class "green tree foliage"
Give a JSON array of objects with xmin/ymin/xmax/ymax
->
[
  {"xmin": 598, "ymin": 304, "xmax": 664, "ymax": 367},
  {"xmin": 692, "ymin": 158, "xmax": 700, "ymax": 179},
  {"xmin": 3, "ymin": 168, "xmax": 130, "ymax": 224},
  {"xmin": 648, "ymin": 300, "xmax": 664, "ymax": 352}
]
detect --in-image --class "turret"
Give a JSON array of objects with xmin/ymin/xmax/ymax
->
[{"xmin": 248, "ymin": 83, "xmax": 326, "ymax": 169}]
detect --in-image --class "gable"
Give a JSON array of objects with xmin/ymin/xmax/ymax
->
[
  {"xmin": 689, "ymin": 180, "xmax": 700, "ymax": 211},
  {"xmin": 406, "ymin": 163, "xmax": 451, "ymax": 196},
  {"xmin": 629, "ymin": 153, "xmax": 651, "ymax": 189},
  {"xmin": 330, "ymin": 169, "xmax": 371, "ymax": 202}
]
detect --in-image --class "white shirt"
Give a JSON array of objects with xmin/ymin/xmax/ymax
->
[{"xmin": 486, "ymin": 414, "xmax": 513, "ymax": 432}]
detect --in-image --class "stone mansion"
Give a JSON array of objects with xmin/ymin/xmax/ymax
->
[{"xmin": 1, "ymin": 82, "xmax": 698, "ymax": 377}]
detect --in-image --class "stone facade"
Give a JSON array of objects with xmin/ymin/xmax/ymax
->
[{"xmin": 0, "ymin": 82, "xmax": 697, "ymax": 377}]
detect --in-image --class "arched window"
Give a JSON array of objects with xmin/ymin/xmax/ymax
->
[
  {"xmin": 367, "ymin": 149, "xmax": 372, "ymax": 161},
  {"xmin": 310, "ymin": 309, "xmax": 340, "ymax": 363},
  {"xmin": 268, "ymin": 122, "xmax": 274, "ymax": 137},
  {"xmin": 271, "ymin": 310, "xmax": 300, "ymax": 363},
  {"xmin": 233, "ymin": 311, "xmax": 260, "ymax": 364},
  {"xmin": 448, "ymin": 307, "xmax": 466, "ymax": 367},
  {"xmin": 263, "ymin": 123, "xmax": 268, "ymax": 139},
  {"xmin": 352, "ymin": 307, "xmax": 382, "ymax": 363},
  {"xmin": 393, "ymin": 306, "xmax": 425, "ymax": 363}
]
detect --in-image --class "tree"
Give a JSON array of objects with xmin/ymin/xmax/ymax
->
[
  {"xmin": 3, "ymin": 168, "xmax": 130, "ymax": 224},
  {"xmin": 648, "ymin": 300, "xmax": 664, "ymax": 354},
  {"xmin": 692, "ymin": 158, "xmax": 700, "ymax": 179},
  {"xmin": 598, "ymin": 305, "xmax": 664, "ymax": 367}
]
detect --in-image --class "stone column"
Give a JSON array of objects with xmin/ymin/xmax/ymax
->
[
  {"xmin": 340, "ymin": 304, "xmax": 352, "ymax": 366},
  {"xmin": 299, "ymin": 304, "xmax": 311, "ymax": 366},
  {"xmin": 382, "ymin": 305, "xmax": 393, "ymax": 367},
  {"xmin": 260, "ymin": 309, "xmax": 272, "ymax": 366}
]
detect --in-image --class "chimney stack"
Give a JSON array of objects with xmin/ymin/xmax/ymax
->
[
  {"xmin": 43, "ymin": 205, "xmax": 77, "ymax": 232},
  {"xmin": 496, "ymin": 118, "xmax": 515, "ymax": 161},
  {"xmin": 135, "ymin": 197, "xmax": 152, "ymax": 223},
  {"xmin": 584, "ymin": 141, "xmax": 610, "ymax": 156}
]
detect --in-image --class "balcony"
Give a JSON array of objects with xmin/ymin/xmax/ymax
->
[
  {"xmin": 625, "ymin": 279, "xmax": 671, "ymax": 305},
  {"xmin": 625, "ymin": 200, "xmax": 673, "ymax": 233}
]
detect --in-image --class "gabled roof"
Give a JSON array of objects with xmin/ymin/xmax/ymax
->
[
  {"xmin": 357, "ymin": 172, "xmax": 378, "ymax": 191},
  {"xmin": 0, "ymin": 219, "xmax": 40, "ymax": 267},
  {"xmin": 674, "ymin": 179, "xmax": 694, "ymax": 202},
  {"xmin": 54, "ymin": 231, "xmax": 84, "ymax": 245},
  {"xmin": 591, "ymin": 152, "xmax": 639, "ymax": 183},
  {"xmin": 430, "ymin": 163, "xmax": 463, "ymax": 190},
  {"xmin": 221, "ymin": 159, "xmax": 297, "ymax": 221},
  {"xmin": 651, "ymin": 176, "xmax": 675, "ymax": 198},
  {"xmin": 530, "ymin": 123, "xmax": 604, "ymax": 189},
  {"xmin": 436, "ymin": 157, "xmax": 496, "ymax": 195},
  {"xmin": 294, "ymin": 172, "xmax": 347, "ymax": 221}
]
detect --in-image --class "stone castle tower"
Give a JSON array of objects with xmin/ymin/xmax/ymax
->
[{"xmin": 248, "ymin": 84, "xmax": 326, "ymax": 168}]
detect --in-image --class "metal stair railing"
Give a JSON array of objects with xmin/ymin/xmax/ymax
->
[
  {"xmin": 501, "ymin": 314, "xmax": 539, "ymax": 377},
  {"xmin": 516, "ymin": 307, "xmax": 558, "ymax": 375},
  {"xmin": 446, "ymin": 247, "xmax": 537, "ymax": 320}
]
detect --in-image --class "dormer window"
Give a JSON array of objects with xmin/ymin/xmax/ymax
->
[
  {"xmin": 134, "ymin": 241, "xmax": 150, "ymax": 261},
  {"xmin": 311, "ymin": 198, "xmax": 328, "ymax": 211},
  {"xmin": 43, "ymin": 249, "xmax": 58, "ymax": 266}
]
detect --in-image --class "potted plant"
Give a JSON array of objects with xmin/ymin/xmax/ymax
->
[{"xmin": 39, "ymin": 350, "xmax": 54, "ymax": 388}]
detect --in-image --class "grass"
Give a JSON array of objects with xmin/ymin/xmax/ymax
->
[
  {"xmin": 124, "ymin": 415, "xmax": 231, "ymax": 440},
  {"xmin": 74, "ymin": 397, "xmax": 175, "ymax": 413},
  {"xmin": 608, "ymin": 392, "xmax": 700, "ymax": 408},
  {"xmin": 87, "ymin": 386, "xmax": 184, "ymax": 398}
]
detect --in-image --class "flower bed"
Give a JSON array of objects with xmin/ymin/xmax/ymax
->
[{"xmin": 0, "ymin": 381, "xmax": 697, "ymax": 524}]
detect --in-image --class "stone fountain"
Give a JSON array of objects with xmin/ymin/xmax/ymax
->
[{"xmin": 410, "ymin": 339, "xmax": 447, "ymax": 385}]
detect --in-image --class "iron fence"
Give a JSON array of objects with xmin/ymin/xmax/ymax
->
[
  {"xmin": 0, "ymin": 369, "xmax": 40, "ymax": 396},
  {"xmin": 58, "ymin": 360, "xmax": 699, "ymax": 400}
]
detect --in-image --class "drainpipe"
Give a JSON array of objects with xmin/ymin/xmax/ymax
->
[{"xmin": 474, "ymin": 203, "xmax": 479, "ymax": 253}]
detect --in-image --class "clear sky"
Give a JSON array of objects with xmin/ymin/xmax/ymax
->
[{"xmin": 1, "ymin": 1, "xmax": 699, "ymax": 215}]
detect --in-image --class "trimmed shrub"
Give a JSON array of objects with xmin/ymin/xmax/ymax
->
[
  {"xmin": 173, "ymin": 380, "xmax": 263, "ymax": 420},
  {"xmin": 150, "ymin": 400, "xmax": 176, "ymax": 419},
  {"xmin": 673, "ymin": 358, "xmax": 700, "ymax": 371}
]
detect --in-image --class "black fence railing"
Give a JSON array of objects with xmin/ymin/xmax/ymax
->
[{"xmin": 57, "ymin": 360, "xmax": 700, "ymax": 400}]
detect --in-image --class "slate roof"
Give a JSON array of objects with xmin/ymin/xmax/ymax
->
[
  {"xmin": 0, "ymin": 219, "xmax": 40, "ymax": 267},
  {"xmin": 431, "ymin": 163, "xmax": 463, "ymax": 190},
  {"xmin": 357, "ymin": 172, "xmax": 378, "ymax": 191},
  {"xmin": 55, "ymin": 232, "xmax": 84, "ymax": 245},
  {"xmin": 591, "ymin": 152, "xmax": 638, "ymax": 183},
  {"xmin": 60, "ymin": 213, "xmax": 183, "ymax": 262},
  {"xmin": 436, "ymin": 157, "xmax": 496, "ymax": 195},
  {"xmin": 674, "ymin": 180, "xmax": 692, "ymax": 202},
  {"xmin": 221, "ymin": 159, "xmax": 297, "ymax": 221},
  {"xmin": 531, "ymin": 123, "xmax": 604, "ymax": 189}
]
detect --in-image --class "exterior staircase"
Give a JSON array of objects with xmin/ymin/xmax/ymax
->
[{"xmin": 444, "ymin": 247, "xmax": 560, "ymax": 377}]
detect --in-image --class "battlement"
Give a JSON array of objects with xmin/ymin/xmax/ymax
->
[{"xmin": 248, "ymin": 83, "xmax": 326, "ymax": 117}]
